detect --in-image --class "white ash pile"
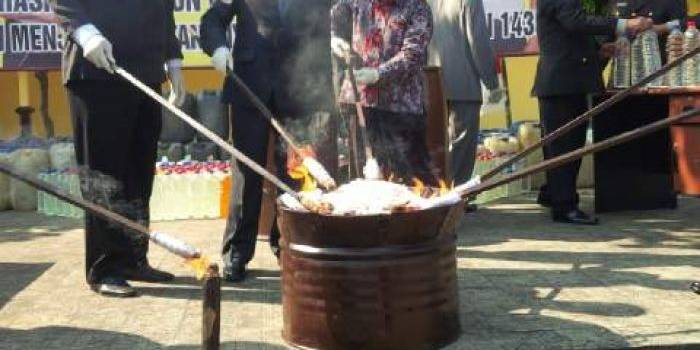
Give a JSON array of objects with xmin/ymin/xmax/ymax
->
[{"xmin": 281, "ymin": 178, "xmax": 475, "ymax": 216}]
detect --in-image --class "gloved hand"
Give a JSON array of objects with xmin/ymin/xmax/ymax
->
[
  {"xmin": 74, "ymin": 24, "xmax": 115, "ymax": 73},
  {"xmin": 354, "ymin": 68, "xmax": 380, "ymax": 85},
  {"xmin": 211, "ymin": 47, "xmax": 233, "ymax": 74},
  {"xmin": 487, "ymin": 88, "xmax": 505, "ymax": 104},
  {"xmin": 331, "ymin": 36, "xmax": 351, "ymax": 59},
  {"xmin": 166, "ymin": 59, "xmax": 186, "ymax": 107},
  {"xmin": 625, "ymin": 17, "xmax": 654, "ymax": 36}
]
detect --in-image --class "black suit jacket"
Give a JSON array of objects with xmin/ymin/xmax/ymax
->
[
  {"xmin": 200, "ymin": 0, "xmax": 334, "ymax": 116},
  {"xmin": 50, "ymin": 0, "xmax": 182, "ymax": 84},
  {"xmin": 533, "ymin": 0, "xmax": 618, "ymax": 98}
]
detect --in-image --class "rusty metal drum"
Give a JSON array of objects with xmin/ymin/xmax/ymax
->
[{"xmin": 278, "ymin": 201, "xmax": 463, "ymax": 350}]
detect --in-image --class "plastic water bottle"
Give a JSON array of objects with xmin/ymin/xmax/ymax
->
[
  {"xmin": 613, "ymin": 35, "xmax": 631, "ymax": 88},
  {"xmin": 67, "ymin": 173, "xmax": 83, "ymax": 218},
  {"xmin": 45, "ymin": 172, "xmax": 59, "ymax": 216},
  {"xmin": 667, "ymin": 25, "xmax": 684, "ymax": 86},
  {"xmin": 640, "ymin": 29, "xmax": 663, "ymax": 86},
  {"xmin": 149, "ymin": 174, "xmax": 164, "ymax": 221},
  {"xmin": 683, "ymin": 21, "xmax": 699, "ymax": 86},
  {"xmin": 37, "ymin": 172, "xmax": 47, "ymax": 215}
]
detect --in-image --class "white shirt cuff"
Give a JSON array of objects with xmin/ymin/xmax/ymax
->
[
  {"xmin": 166, "ymin": 59, "xmax": 183, "ymax": 71},
  {"xmin": 73, "ymin": 24, "xmax": 101, "ymax": 48},
  {"xmin": 666, "ymin": 19, "xmax": 681, "ymax": 31}
]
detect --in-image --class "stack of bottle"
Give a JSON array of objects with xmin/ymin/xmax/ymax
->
[
  {"xmin": 150, "ymin": 159, "xmax": 231, "ymax": 221},
  {"xmin": 681, "ymin": 21, "xmax": 700, "ymax": 86},
  {"xmin": 37, "ymin": 169, "xmax": 84, "ymax": 219},
  {"xmin": 631, "ymin": 28, "xmax": 663, "ymax": 86}
]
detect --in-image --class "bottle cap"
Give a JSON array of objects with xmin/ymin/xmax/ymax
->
[{"xmin": 688, "ymin": 21, "xmax": 697, "ymax": 28}]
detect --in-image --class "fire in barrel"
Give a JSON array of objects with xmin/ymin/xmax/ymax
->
[{"xmin": 279, "ymin": 160, "xmax": 463, "ymax": 350}]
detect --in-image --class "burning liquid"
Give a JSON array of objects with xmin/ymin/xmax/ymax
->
[
  {"xmin": 282, "ymin": 179, "xmax": 459, "ymax": 216},
  {"xmin": 185, "ymin": 256, "xmax": 211, "ymax": 280}
]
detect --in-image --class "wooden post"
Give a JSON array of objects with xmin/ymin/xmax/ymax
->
[{"xmin": 202, "ymin": 263, "xmax": 221, "ymax": 350}]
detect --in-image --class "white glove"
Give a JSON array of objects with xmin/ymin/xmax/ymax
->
[
  {"xmin": 354, "ymin": 68, "xmax": 380, "ymax": 85},
  {"xmin": 487, "ymin": 88, "xmax": 505, "ymax": 104},
  {"xmin": 74, "ymin": 24, "xmax": 115, "ymax": 73},
  {"xmin": 166, "ymin": 59, "xmax": 186, "ymax": 107},
  {"xmin": 331, "ymin": 36, "xmax": 351, "ymax": 59},
  {"xmin": 211, "ymin": 47, "xmax": 233, "ymax": 74}
]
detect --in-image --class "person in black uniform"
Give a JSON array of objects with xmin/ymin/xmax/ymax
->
[
  {"xmin": 533, "ymin": 0, "xmax": 652, "ymax": 225},
  {"xmin": 50, "ymin": 0, "xmax": 186, "ymax": 297},
  {"xmin": 200, "ymin": 0, "xmax": 336, "ymax": 282}
]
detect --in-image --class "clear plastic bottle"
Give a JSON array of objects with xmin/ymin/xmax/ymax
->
[
  {"xmin": 45, "ymin": 172, "xmax": 58, "ymax": 216},
  {"xmin": 68, "ymin": 172, "xmax": 83, "ymax": 218},
  {"xmin": 667, "ymin": 25, "xmax": 684, "ymax": 86},
  {"xmin": 630, "ymin": 32, "xmax": 645, "ymax": 84},
  {"xmin": 640, "ymin": 29, "xmax": 663, "ymax": 86},
  {"xmin": 37, "ymin": 172, "xmax": 47, "ymax": 215},
  {"xmin": 683, "ymin": 21, "xmax": 700, "ymax": 86},
  {"xmin": 613, "ymin": 35, "xmax": 632, "ymax": 88}
]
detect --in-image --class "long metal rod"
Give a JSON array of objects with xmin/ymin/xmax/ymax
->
[
  {"xmin": 115, "ymin": 67, "xmax": 298, "ymax": 198},
  {"xmin": 0, "ymin": 163, "xmax": 200, "ymax": 259},
  {"xmin": 460, "ymin": 107, "xmax": 700, "ymax": 199},
  {"xmin": 226, "ymin": 71, "xmax": 300, "ymax": 151},
  {"xmin": 346, "ymin": 57, "xmax": 375, "ymax": 161},
  {"xmin": 480, "ymin": 46, "xmax": 700, "ymax": 182}
]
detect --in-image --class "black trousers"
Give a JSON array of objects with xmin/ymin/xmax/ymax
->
[
  {"xmin": 538, "ymin": 95, "xmax": 589, "ymax": 214},
  {"xmin": 343, "ymin": 106, "xmax": 438, "ymax": 186},
  {"xmin": 222, "ymin": 101, "xmax": 296, "ymax": 268},
  {"xmin": 68, "ymin": 80, "xmax": 162, "ymax": 284}
]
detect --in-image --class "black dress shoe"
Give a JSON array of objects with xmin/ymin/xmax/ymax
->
[
  {"xmin": 691, "ymin": 282, "xmax": 700, "ymax": 294},
  {"xmin": 464, "ymin": 203, "xmax": 478, "ymax": 213},
  {"xmin": 553, "ymin": 209, "xmax": 599, "ymax": 225},
  {"xmin": 90, "ymin": 277, "xmax": 137, "ymax": 298},
  {"xmin": 223, "ymin": 265, "xmax": 247, "ymax": 283},
  {"xmin": 121, "ymin": 264, "xmax": 174, "ymax": 283}
]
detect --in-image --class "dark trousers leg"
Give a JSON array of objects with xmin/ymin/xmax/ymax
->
[
  {"xmin": 448, "ymin": 101, "xmax": 482, "ymax": 184},
  {"xmin": 364, "ymin": 108, "xmax": 438, "ymax": 186},
  {"xmin": 222, "ymin": 103, "xmax": 295, "ymax": 267},
  {"xmin": 538, "ymin": 95, "xmax": 588, "ymax": 214},
  {"xmin": 69, "ymin": 80, "xmax": 162, "ymax": 284}
]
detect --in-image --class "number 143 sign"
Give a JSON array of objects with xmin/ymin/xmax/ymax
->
[{"xmin": 484, "ymin": 0, "xmax": 538, "ymax": 55}]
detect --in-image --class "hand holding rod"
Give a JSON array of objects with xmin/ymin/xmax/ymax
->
[
  {"xmin": 346, "ymin": 54, "xmax": 382, "ymax": 179},
  {"xmin": 480, "ymin": 46, "xmax": 700, "ymax": 182},
  {"xmin": 460, "ymin": 107, "xmax": 700, "ymax": 199}
]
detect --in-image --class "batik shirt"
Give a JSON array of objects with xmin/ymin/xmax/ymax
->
[{"xmin": 331, "ymin": 0, "xmax": 433, "ymax": 115}]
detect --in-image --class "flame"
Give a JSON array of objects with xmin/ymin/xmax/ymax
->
[
  {"xmin": 412, "ymin": 178, "xmax": 425, "ymax": 196},
  {"xmin": 439, "ymin": 179, "xmax": 450, "ymax": 196},
  {"xmin": 289, "ymin": 164, "xmax": 318, "ymax": 192},
  {"xmin": 387, "ymin": 173, "xmax": 395, "ymax": 182},
  {"xmin": 287, "ymin": 145, "xmax": 318, "ymax": 192},
  {"xmin": 185, "ymin": 256, "xmax": 211, "ymax": 280}
]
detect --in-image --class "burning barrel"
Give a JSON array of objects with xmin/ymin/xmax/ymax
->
[{"xmin": 278, "ymin": 200, "xmax": 463, "ymax": 350}]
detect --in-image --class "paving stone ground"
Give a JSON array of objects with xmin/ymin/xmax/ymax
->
[{"xmin": 1, "ymin": 192, "xmax": 700, "ymax": 350}]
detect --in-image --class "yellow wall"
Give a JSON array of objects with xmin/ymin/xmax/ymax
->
[
  {"xmin": 504, "ymin": 55, "xmax": 540, "ymax": 124},
  {"xmin": 0, "ymin": 69, "xmax": 223, "ymax": 140},
  {"xmin": 689, "ymin": 0, "xmax": 700, "ymax": 14}
]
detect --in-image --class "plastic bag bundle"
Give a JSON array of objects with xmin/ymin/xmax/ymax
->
[
  {"xmin": 9, "ymin": 148, "xmax": 50, "ymax": 211},
  {"xmin": 49, "ymin": 141, "xmax": 77, "ymax": 171}
]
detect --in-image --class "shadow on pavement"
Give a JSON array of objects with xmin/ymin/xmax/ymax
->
[
  {"xmin": 136, "ymin": 269, "xmax": 281, "ymax": 304},
  {"xmin": 0, "ymin": 262, "xmax": 53, "ymax": 310},
  {"xmin": 0, "ymin": 326, "xmax": 287, "ymax": 349},
  {"xmin": 0, "ymin": 211, "xmax": 81, "ymax": 244}
]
